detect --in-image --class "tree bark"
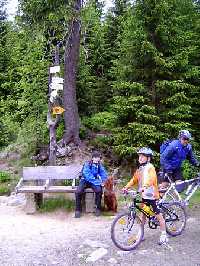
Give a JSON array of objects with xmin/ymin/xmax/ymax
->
[{"xmin": 62, "ymin": 0, "xmax": 81, "ymax": 146}]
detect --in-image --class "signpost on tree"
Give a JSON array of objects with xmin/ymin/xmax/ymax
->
[{"xmin": 47, "ymin": 43, "xmax": 65, "ymax": 165}]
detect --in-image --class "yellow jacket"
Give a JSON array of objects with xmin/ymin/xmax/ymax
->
[{"xmin": 125, "ymin": 163, "xmax": 159, "ymax": 200}]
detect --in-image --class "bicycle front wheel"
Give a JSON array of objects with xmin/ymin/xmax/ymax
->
[
  {"xmin": 163, "ymin": 202, "xmax": 186, "ymax": 236},
  {"xmin": 111, "ymin": 212, "xmax": 144, "ymax": 251}
]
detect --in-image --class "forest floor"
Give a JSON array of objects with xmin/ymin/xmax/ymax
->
[{"xmin": 0, "ymin": 201, "xmax": 200, "ymax": 266}]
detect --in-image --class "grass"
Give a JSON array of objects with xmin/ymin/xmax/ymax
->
[
  {"xmin": 0, "ymin": 171, "xmax": 11, "ymax": 183},
  {"xmin": 39, "ymin": 197, "xmax": 75, "ymax": 212},
  {"xmin": 188, "ymin": 190, "xmax": 200, "ymax": 207},
  {"xmin": 0, "ymin": 171, "xmax": 21, "ymax": 196},
  {"xmin": 0, "ymin": 171, "xmax": 12, "ymax": 195},
  {"xmin": 0, "ymin": 184, "xmax": 11, "ymax": 195}
]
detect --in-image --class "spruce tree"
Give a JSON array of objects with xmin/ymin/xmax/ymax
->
[{"xmin": 94, "ymin": 0, "xmax": 199, "ymax": 160}]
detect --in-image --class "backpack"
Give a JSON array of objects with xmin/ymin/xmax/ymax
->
[
  {"xmin": 160, "ymin": 139, "xmax": 173, "ymax": 154},
  {"xmin": 79, "ymin": 161, "xmax": 100, "ymax": 179}
]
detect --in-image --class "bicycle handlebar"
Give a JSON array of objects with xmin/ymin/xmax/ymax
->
[{"xmin": 122, "ymin": 189, "xmax": 139, "ymax": 198}]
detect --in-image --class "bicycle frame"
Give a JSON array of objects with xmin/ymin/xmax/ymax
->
[
  {"xmin": 125, "ymin": 192, "xmax": 181, "ymax": 230},
  {"xmin": 161, "ymin": 174, "xmax": 200, "ymax": 205},
  {"xmin": 126, "ymin": 196, "xmax": 158, "ymax": 229}
]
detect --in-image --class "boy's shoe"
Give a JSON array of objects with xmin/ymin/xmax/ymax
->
[
  {"xmin": 75, "ymin": 211, "xmax": 81, "ymax": 218},
  {"xmin": 158, "ymin": 232, "xmax": 168, "ymax": 245},
  {"xmin": 95, "ymin": 208, "xmax": 101, "ymax": 217}
]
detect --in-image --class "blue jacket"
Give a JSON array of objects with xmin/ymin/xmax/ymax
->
[
  {"xmin": 160, "ymin": 139, "xmax": 198, "ymax": 171},
  {"xmin": 82, "ymin": 161, "xmax": 108, "ymax": 186}
]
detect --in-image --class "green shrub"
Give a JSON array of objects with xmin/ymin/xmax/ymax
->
[
  {"xmin": 0, "ymin": 171, "xmax": 11, "ymax": 183},
  {"xmin": 182, "ymin": 161, "xmax": 198, "ymax": 180},
  {"xmin": 84, "ymin": 112, "xmax": 117, "ymax": 131},
  {"xmin": 89, "ymin": 135, "xmax": 112, "ymax": 150},
  {"xmin": 0, "ymin": 184, "xmax": 10, "ymax": 195}
]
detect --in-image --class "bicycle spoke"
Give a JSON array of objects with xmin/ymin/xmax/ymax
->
[
  {"xmin": 111, "ymin": 212, "xmax": 144, "ymax": 251},
  {"xmin": 163, "ymin": 202, "xmax": 186, "ymax": 236}
]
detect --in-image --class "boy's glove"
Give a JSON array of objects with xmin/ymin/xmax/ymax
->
[{"xmin": 122, "ymin": 187, "xmax": 128, "ymax": 194}]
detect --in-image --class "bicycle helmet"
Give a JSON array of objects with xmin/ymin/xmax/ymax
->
[
  {"xmin": 178, "ymin": 130, "xmax": 192, "ymax": 140},
  {"xmin": 137, "ymin": 147, "xmax": 154, "ymax": 157}
]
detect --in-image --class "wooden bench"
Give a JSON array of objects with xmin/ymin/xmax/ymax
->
[{"xmin": 15, "ymin": 165, "xmax": 95, "ymax": 214}]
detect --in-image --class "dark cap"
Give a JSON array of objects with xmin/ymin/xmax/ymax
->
[{"xmin": 92, "ymin": 151, "xmax": 102, "ymax": 158}]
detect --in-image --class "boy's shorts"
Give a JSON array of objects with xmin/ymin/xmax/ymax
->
[{"xmin": 142, "ymin": 198, "xmax": 160, "ymax": 215}]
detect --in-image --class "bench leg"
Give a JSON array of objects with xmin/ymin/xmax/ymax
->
[
  {"xmin": 24, "ymin": 193, "xmax": 37, "ymax": 214},
  {"xmin": 34, "ymin": 193, "xmax": 43, "ymax": 208},
  {"xmin": 85, "ymin": 192, "xmax": 95, "ymax": 213}
]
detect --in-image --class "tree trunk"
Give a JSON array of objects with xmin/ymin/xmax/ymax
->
[{"xmin": 62, "ymin": 0, "xmax": 81, "ymax": 146}]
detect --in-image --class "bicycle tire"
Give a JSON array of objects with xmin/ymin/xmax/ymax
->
[
  {"xmin": 111, "ymin": 212, "xmax": 144, "ymax": 251},
  {"xmin": 162, "ymin": 202, "xmax": 186, "ymax": 236}
]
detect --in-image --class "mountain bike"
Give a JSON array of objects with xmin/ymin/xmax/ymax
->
[
  {"xmin": 160, "ymin": 174, "xmax": 200, "ymax": 206},
  {"xmin": 111, "ymin": 190, "xmax": 186, "ymax": 251}
]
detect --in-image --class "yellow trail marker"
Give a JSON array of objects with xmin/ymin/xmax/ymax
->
[{"xmin": 52, "ymin": 106, "xmax": 65, "ymax": 115}]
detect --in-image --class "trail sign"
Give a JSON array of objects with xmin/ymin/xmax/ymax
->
[
  {"xmin": 50, "ymin": 83, "xmax": 63, "ymax": 91},
  {"xmin": 50, "ymin": 66, "xmax": 60, "ymax": 74},
  {"xmin": 52, "ymin": 106, "xmax": 65, "ymax": 115},
  {"xmin": 52, "ymin": 77, "xmax": 64, "ymax": 84}
]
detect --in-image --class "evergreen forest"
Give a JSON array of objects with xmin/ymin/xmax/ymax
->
[{"xmin": 1, "ymin": 0, "xmax": 200, "ymax": 172}]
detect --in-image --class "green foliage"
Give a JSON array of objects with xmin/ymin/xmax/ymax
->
[
  {"xmin": 1, "ymin": 0, "xmax": 200, "ymax": 171},
  {"xmin": 0, "ymin": 171, "xmax": 11, "ymax": 196},
  {"xmin": 0, "ymin": 184, "xmax": 10, "ymax": 195},
  {"xmin": 98, "ymin": 0, "xmax": 200, "ymax": 161},
  {"xmin": 188, "ymin": 190, "xmax": 200, "ymax": 206},
  {"xmin": 77, "ymin": 0, "xmax": 112, "ymax": 115},
  {"xmin": 89, "ymin": 135, "xmax": 112, "ymax": 150},
  {"xmin": 39, "ymin": 197, "xmax": 75, "ymax": 212},
  {"xmin": 84, "ymin": 112, "xmax": 117, "ymax": 131},
  {"xmin": 0, "ymin": 171, "xmax": 11, "ymax": 183}
]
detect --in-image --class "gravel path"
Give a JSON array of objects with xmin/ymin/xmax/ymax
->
[{"xmin": 0, "ymin": 204, "xmax": 200, "ymax": 266}]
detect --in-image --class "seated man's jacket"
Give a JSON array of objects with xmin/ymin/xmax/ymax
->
[{"xmin": 82, "ymin": 161, "xmax": 108, "ymax": 186}]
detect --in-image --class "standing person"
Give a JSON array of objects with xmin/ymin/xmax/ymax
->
[
  {"xmin": 160, "ymin": 130, "xmax": 199, "ymax": 187},
  {"xmin": 75, "ymin": 151, "xmax": 108, "ymax": 218},
  {"xmin": 123, "ymin": 147, "xmax": 168, "ymax": 245}
]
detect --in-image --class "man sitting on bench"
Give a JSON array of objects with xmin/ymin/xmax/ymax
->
[{"xmin": 75, "ymin": 151, "xmax": 108, "ymax": 218}]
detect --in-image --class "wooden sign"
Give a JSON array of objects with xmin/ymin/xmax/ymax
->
[
  {"xmin": 50, "ymin": 83, "xmax": 63, "ymax": 91},
  {"xmin": 52, "ymin": 77, "xmax": 64, "ymax": 84},
  {"xmin": 52, "ymin": 106, "xmax": 65, "ymax": 115},
  {"xmin": 50, "ymin": 66, "xmax": 60, "ymax": 74}
]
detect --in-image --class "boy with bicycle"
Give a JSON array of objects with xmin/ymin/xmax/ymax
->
[{"xmin": 123, "ymin": 147, "xmax": 168, "ymax": 245}]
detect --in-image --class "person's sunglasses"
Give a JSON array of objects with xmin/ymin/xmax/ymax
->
[{"xmin": 183, "ymin": 137, "xmax": 189, "ymax": 141}]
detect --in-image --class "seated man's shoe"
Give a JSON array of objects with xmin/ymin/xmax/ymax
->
[
  {"xmin": 95, "ymin": 208, "xmax": 101, "ymax": 217},
  {"xmin": 75, "ymin": 211, "xmax": 81, "ymax": 218}
]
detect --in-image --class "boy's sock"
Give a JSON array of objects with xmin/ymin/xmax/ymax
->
[{"xmin": 158, "ymin": 231, "xmax": 168, "ymax": 245}]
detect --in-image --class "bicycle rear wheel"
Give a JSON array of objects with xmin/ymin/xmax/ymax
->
[
  {"xmin": 111, "ymin": 212, "xmax": 144, "ymax": 251},
  {"xmin": 162, "ymin": 202, "xmax": 186, "ymax": 236}
]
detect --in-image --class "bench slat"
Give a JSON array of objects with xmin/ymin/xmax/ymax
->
[
  {"xmin": 17, "ymin": 186, "xmax": 46, "ymax": 193},
  {"xmin": 23, "ymin": 165, "xmax": 82, "ymax": 180},
  {"xmin": 46, "ymin": 186, "xmax": 76, "ymax": 193},
  {"xmin": 46, "ymin": 186, "xmax": 94, "ymax": 193}
]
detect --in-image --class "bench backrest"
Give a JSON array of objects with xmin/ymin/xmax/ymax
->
[{"xmin": 23, "ymin": 165, "xmax": 82, "ymax": 180}]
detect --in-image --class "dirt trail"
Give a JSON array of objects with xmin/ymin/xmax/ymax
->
[
  {"xmin": 0, "ymin": 203, "xmax": 200, "ymax": 266},
  {"xmin": 0, "ymin": 155, "xmax": 200, "ymax": 266}
]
